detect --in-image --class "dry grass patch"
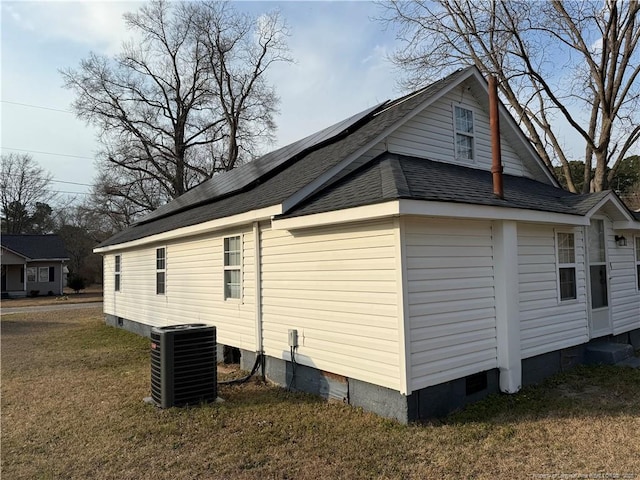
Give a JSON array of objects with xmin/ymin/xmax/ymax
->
[{"xmin": 2, "ymin": 308, "xmax": 639, "ymax": 479}]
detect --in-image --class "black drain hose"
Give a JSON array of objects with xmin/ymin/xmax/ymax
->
[{"xmin": 218, "ymin": 353, "xmax": 263, "ymax": 385}]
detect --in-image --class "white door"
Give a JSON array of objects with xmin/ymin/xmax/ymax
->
[{"xmin": 588, "ymin": 219, "xmax": 611, "ymax": 337}]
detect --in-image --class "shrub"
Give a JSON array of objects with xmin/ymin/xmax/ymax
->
[
  {"xmin": 67, "ymin": 275, "xmax": 86, "ymax": 294},
  {"xmin": 29, "ymin": 290, "xmax": 40, "ymax": 297}
]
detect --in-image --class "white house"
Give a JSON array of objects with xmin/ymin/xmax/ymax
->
[{"xmin": 95, "ymin": 67, "xmax": 640, "ymax": 422}]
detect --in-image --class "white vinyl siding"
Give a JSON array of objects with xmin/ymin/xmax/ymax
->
[
  {"xmin": 404, "ymin": 218, "xmax": 497, "ymax": 391},
  {"xmin": 260, "ymin": 220, "xmax": 401, "ymax": 390},
  {"xmin": 518, "ymin": 224, "xmax": 588, "ymax": 358},
  {"xmin": 608, "ymin": 230, "xmax": 640, "ymax": 335},
  {"xmin": 386, "ymin": 84, "xmax": 530, "ymax": 178},
  {"xmin": 104, "ymin": 228, "xmax": 256, "ymax": 351}
]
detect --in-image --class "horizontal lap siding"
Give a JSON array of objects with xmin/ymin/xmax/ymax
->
[
  {"xmin": 518, "ymin": 224, "xmax": 588, "ymax": 358},
  {"xmin": 608, "ymin": 230, "xmax": 640, "ymax": 335},
  {"xmin": 405, "ymin": 218, "xmax": 497, "ymax": 391},
  {"xmin": 260, "ymin": 220, "xmax": 401, "ymax": 390},
  {"xmin": 386, "ymin": 85, "xmax": 528, "ymax": 178},
  {"xmin": 105, "ymin": 228, "xmax": 256, "ymax": 350}
]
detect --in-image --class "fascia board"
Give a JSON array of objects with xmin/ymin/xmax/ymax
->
[
  {"xmin": 94, "ymin": 205, "xmax": 281, "ymax": 254},
  {"xmin": 583, "ymin": 193, "xmax": 635, "ymax": 222},
  {"xmin": 29, "ymin": 257, "xmax": 70, "ymax": 262},
  {"xmin": 272, "ymin": 199, "xmax": 588, "ymax": 231},
  {"xmin": 612, "ymin": 221, "xmax": 640, "ymax": 231},
  {"xmin": 1, "ymin": 246, "xmax": 30, "ymax": 260}
]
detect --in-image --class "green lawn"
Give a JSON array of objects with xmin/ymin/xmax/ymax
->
[{"xmin": 2, "ymin": 307, "xmax": 639, "ymax": 479}]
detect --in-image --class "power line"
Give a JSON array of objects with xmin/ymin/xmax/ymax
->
[
  {"xmin": 1, "ymin": 147, "xmax": 95, "ymax": 161},
  {"xmin": 51, "ymin": 179, "xmax": 94, "ymax": 187},
  {"xmin": 1, "ymin": 100, "xmax": 73, "ymax": 114},
  {"xmin": 49, "ymin": 190, "xmax": 92, "ymax": 196}
]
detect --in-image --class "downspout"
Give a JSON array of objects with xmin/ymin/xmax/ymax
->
[
  {"xmin": 253, "ymin": 222, "xmax": 264, "ymax": 378},
  {"xmin": 489, "ymin": 76, "xmax": 504, "ymax": 199}
]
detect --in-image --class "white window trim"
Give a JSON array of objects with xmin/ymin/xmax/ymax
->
[
  {"xmin": 114, "ymin": 254, "xmax": 121, "ymax": 292},
  {"xmin": 452, "ymin": 103, "xmax": 476, "ymax": 162},
  {"xmin": 555, "ymin": 229, "xmax": 578, "ymax": 304},
  {"xmin": 223, "ymin": 234, "xmax": 243, "ymax": 302},
  {"xmin": 635, "ymin": 236, "xmax": 640, "ymax": 292},
  {"xmin": 156, "ymin": 247, "xmax": 166, "ymax": 295}
]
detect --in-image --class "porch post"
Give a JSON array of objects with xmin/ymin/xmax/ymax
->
[{"xmin": 23, "ymin": 262, "xmax": 27, "ymax": 294}]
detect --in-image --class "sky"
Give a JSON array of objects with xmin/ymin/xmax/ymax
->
[
  {"xmin": 1, "ymin": 0, "xmax": 404, "ymax": 202},
  {"xmin": 3, "ymin": 1, "xmax": 631, "ymax": 205}
]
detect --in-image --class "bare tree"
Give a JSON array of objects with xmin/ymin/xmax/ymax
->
[
  {"xmin": 0, "ymin": 153, "xmax": 56, "ymax": 233},
  {"xmin": 381, "ymin": 0, "xmax": 640, "ymax": 192},
  {"xmin": 61, "ymin": 0, "xmax": 290, "ymax": 217}
]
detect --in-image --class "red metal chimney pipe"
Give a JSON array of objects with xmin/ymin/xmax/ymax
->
[{"xmin": 489, "ymin": 75, "xmax": 504, "ymax": 199}]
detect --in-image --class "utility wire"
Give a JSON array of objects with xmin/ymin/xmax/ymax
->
[
  {"xmin": 1, "ymin": 146, "xmax": 95, "ymax": 161},
  {"xmin": 50, "ymin": 179, "xmax": 94, "ymax": 187},
  {"xmin": 1, "ymin": 100, "xmax": 73, "ymax": 114}
]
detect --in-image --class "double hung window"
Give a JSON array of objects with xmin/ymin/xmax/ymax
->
[
  {"xmin": 224, "ymin": 236, "xmax": 241, "ymax": 300},
  {"xmin": 115, "ymin": 255, "xmax": 121, "ymax": 292},
  {"xmin": 156, "ymin": 248, "xmax": 166, "ymax": 295},
  {"xmin": 557, "ymin": 232, "xmax": 577, "ymax": 301},
  {"xmin": 454, "ymin": 106, "xmax": 474, "ymax": 161}
]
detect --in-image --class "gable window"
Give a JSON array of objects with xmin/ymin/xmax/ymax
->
[
  {"xmin": 454, "ymin": 105, "xmax": 474, "ymax": 161},
  {"xmin": 115, "ymin": 255, "xmax": 121, "ymax": 292},
  {"xmin": 636, "ymin": 237, "xmax": 640, "ymax": 291},
  {"xmin": 156, "ymin": 248, "xmax": 166, "ymax": 295},
  {"xmin": 557, "ymin": 232, "xmax": 577, "ymax": 301},
  {"xmin": 27, "ymin": 267, "xmax": 36, "ymax": 282},
  {"xmin": 224, "ymin": 236, "xmax": 242, "ymax": 300}
]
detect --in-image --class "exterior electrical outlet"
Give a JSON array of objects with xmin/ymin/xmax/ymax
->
[
  {"xmin": 288, "ymin": 329, "xmax": 298, "ymax": 348},
  {"xmin": 150, "ymin": 324, "xmax": 217, "ymax": 408}
]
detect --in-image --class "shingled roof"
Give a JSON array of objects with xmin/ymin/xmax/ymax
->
[
  {"xmin": 278, "ymin": 153, "xmax": 615, "ymax": 219},
  {"xmin": 97, "ymin": 66, "xmax": 637, "ymax": 249},
  {"xmin": 99, "ymin": 68, "xmax": 471, "ymax": 247},
  {"xmin": 1, "ymin": 235, "xmax": 69, "ymax": 260}
]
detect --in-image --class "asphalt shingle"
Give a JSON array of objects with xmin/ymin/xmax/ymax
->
[{"xmin": 1, "ymin": 235, "xmax": 69, "ymax": 260}]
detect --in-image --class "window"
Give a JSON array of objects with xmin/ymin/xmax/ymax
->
[
  {"xmin": 636, "ymin": 237, "xmax": 640, "ymax": 291},
  {"xmin": 26, "ymin": 267, "xmax": 36, "ymax": 282},
  {"xmin": 454, "ymin": 105, "xmax": 474, "ymax": 160},
  {"xmin": 224, "ymin": 236, "xmax": 241, "ymax": 300},
  {"xmin": 39, "ymin": 267, "xmax": 53, "ymax": 282},
  {"xmin": 115, "ymin": 255, "xmax": 121, "ymax": 292},
  {"xmin": 557, "ymin": 232, "xmax": 577, "ymax": 301},
  {"xmin": 156, "ymin": 248, "xmax": 166, "ymax": 295}
]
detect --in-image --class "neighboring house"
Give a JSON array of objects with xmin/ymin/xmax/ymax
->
[
  {"xmin": 95, "ymin": 67, "xmax": 640, "ymax": 422},
  {"xmin": 1, "ymin": 234, "xmax": 70, "ymax": 298}
]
